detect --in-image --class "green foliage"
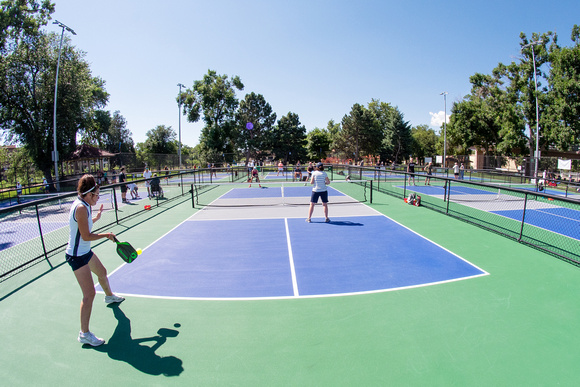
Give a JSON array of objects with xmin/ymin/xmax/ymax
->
[
  {"xmin": 335, "ymin": 103, "xmax": 382, "ymax": 162},
  {"xmin": 306, "ymin": 127, "xmax": 331, "ymax": 161},
  {"xmin": 267, "ymin": 112, "xmax": 307, "ymax": 163},
  {"xmin": 411, "ymin": 125, "xmax": 438, "ymax": 162},
  {"xmin": 107, "ymin": 111, "xmax": 134, "ymax": 153},
  {"xmin": 235, "ymin": 92, "xmax": 277, "ymax": 162},
  {"xmin": 368, "ymin": 100, "xmax": 412, "ymax": 163},
  {"xmin": 544, "ymin": 26, "xmax": 580, "ymax": 150},
  {"xmin": 447, "ymin": 26, "xmax": 580, "ymax": 164},
  {"xmin": 0, "ymin": 146, "xmax": 39, "ymax": 186},
  {"xmin": 143, "ymin": 125, "xmax": 177, "ymax": 154},
  {"xmin": 0, "ymin": 31, "xmax": 108, "ymax": 182},
  {"xmin": 182, "ymin": 70, "xmax": 244, "ymax": 160},
  {"xmin": 79, "ymin": 110, "xmax": 133, "ymax": 153},
  {"xmin": 0, "ymin": 0, "xmax": 54, "ymax": 53}
]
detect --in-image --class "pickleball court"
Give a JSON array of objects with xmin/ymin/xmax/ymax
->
[{"xmin": 102, "ymin": 182, "xmax": 487, "ymax": 299}]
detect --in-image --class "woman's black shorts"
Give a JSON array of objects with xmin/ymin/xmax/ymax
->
[
  {"xmin": 310, "ymin": 190, "xmax": 329, "ymax": 203},
  {"xmin": 65, "ymin": 250, "xmax": 94, "ymax": 271}
]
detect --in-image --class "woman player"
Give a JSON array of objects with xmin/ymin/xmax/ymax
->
[
  {"xmin": 249, "ymin": 166, "xmax": 261, "ymax": 188},
  {"xmin": 306, "ymin": 162, "xmax": 331, "ymax": 223},
  {"xmin": 66, "ymin": 174, "xmax": 125, "ymax": 346}
]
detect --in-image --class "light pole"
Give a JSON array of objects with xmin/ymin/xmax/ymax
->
[
  {"xmin": 52, "ymin": 20, "xmax": 76, "ymax": 191},
  {"xmin": 440, "ymin": 91, "xmax": 448, "ymax": 168},
  {"xmin": 177, "ymin": 83, "xmax": 185, "ymax": 170},
  {"xmin": 522, "ymin": 40, "xmax": 543, "ymax": 181}
]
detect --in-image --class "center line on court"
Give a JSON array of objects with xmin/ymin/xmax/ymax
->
[{"xmin": 285, "ymin": 217, "xmax": 299, "ymax": 296}]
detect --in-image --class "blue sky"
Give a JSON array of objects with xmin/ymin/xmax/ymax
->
[{"xmin": 49, "ymin": 0, "xmax": 580, "ymax": 148}]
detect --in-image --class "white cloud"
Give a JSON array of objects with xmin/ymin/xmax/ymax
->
[{"xmin": 429, "ymin": 111, "xmax": 449, "ymax": 127}]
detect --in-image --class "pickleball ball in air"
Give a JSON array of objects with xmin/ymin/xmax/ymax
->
[{"xmin": 136, "ymin": 248, "xmax": 142, "ymax": 255}]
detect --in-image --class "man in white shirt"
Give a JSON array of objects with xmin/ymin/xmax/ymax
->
[{"xmin": 306, "ymin": 163, "xmax": 331, "ymax": 223}]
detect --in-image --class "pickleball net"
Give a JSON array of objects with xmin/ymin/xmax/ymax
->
[{"xmin": 190, "ymin": 180, "xmax": 370, "ymax": 208}]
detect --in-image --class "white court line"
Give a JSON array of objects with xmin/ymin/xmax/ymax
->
[
  {"xmin": 285, "ymin": 218, "xmax": 299, "ymax": 297},
  {"xmin": 534, "ymin": 207, "xmax": 580, "ymax": 222}
]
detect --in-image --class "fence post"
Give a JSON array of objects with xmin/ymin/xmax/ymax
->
[
  {"xmin": 518, "ymin": 193, "xmax": 529, "ymax": 242},
  {"xmin": 112, "ymin": 186, "xmax": 119, "ymax": 224},
  {"xmin": 445, "ymin": 180, "xmax": 451, "ymax": 214},
  {"xmin": 35, "ymin": 204, "xmax": 53, "ymax": 269}
]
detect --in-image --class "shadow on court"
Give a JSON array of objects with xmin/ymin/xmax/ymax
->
[
  {"xmin": 326, "ymin": 220, "xmax": 364, "ymax": 226},
  {"xmin": 86, "ymin": 304, "xmax": 184, "ymax": 377}
]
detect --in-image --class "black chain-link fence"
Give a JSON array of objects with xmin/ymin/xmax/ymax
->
[
  {"xmin": 333, "ymin": 164, "xmax": 580, "ymax": 265},
  {"xmin": 3, "ymin": 164, "xmax": 580, "ymax": 288},
  {"xmin": 0, "ymin": 167, "xmax": 251, "ymax": 283}
]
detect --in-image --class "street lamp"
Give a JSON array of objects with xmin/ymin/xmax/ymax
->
[
  {"xmin": 440, "ymin": 91, "xmax": 448, "ymax": 168},
  {"xmin": 177, "ymin": 83, "xmax": 186, "ymax": 170},
  {"xmin": 521, "ymin": 40, "xmax": 543, "ymax": 181},
  {"xmin": 52, "ymin": 20, "xmax": 76, "ymax": 191}
]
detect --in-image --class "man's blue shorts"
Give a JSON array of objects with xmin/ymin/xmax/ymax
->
[
  {"xmin": 65, "ymin": 250, "xmax": 94, "ymax": 271},
  {"xmin": 310, "ymin": 190, "xmax": 328, "ymax": 203}
]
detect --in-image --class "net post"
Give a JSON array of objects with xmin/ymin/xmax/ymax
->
[
  {"xmin": 370, "ymin": 180, "xmax": 373, "ymax": 204},
  {"xmin": 112, "ymin": 186, "xmax": 120, "ymax": 224},
  {"xmin": 445, "ymin": 180, "xmax": 451, "ymax": 214},
  {"xmin": 191, "ymin": 183, "xmax": 195, "ymax": 208},
  {"xmin": 518, "ymin": 192, "xmax": 529, "ymax": 242},
  {"xmin": 35, "ymin": 204, "xmax": 52, "ymax": 269}
]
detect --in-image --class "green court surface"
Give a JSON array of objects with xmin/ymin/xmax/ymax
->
[{"xmin": 2, "ymin": 190, "xmax": 580, "ymax": 386}]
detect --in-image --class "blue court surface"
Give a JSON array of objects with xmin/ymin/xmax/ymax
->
[
  {"xmin": 104, "ymin": 215, "xmax": 487, "ymax": 299},
  {"xmin": 402, "ymin": 184, "xmax": 580, "ymax": 240},
  {"xmin": 491, "ymin": 207, "xmax": 580, "ymax": 240}
]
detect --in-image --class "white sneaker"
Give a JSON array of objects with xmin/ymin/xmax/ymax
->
[
  {"xmin": 78, "ymin": 331, "xmax": 105, "ymax": 346},
  {"xmin": 104, "ymin": 294, "xmax": 125, "ymax": 304}
]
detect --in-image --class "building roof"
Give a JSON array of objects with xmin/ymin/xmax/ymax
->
[{"xmin": 67, "ymin": 144, "xmax": 116, "ymax": 161}]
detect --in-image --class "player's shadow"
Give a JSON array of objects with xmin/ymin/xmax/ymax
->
[
  {"xmin": 87, "ymin": 304, "xmax": 184, "ymax": 376},
  {"xmin": 327, "ymin": 220, "xmax": 364, "ymax": 226}
]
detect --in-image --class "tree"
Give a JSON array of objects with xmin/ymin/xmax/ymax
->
[
  {"xmin": 181, "ymin": 70, "xmax": 244, "ymax": 161},
  {"xmin": 143, "ymin": 125, "xmax": 177, "ymax": 154},
  {"xmin": 0, "ymin": 0, "xmax": 54, "ymax": 54},
  {"xmin": 306, "ymin": 127, "xmax": 331, "ymax": 161},
  {"xmin": 0, "ymin": 31, "xmax": 109, "ymax": 184},
  {"xmin": 545, "ymin": 25, "xmax": 580, "ymax": 150},
  {"xmin": 80, "ymin": 109, "xmax": 111, "ymax": 148},
  {"xmin": 106, "ymin": 111, "xmax": 134, "ymax": 153},
  {"xmin": 79, "ymin": 110, "xmax": 133, "ymax": 153},
  {"xmin": 383, "ymin": 107, "xmax": 412, "ymax": 163},
  {"xmin": 367, "ymin": 99, "xmax": 412, "ymax": 163},
  {"xmin": 411, "ymin": 124, "xmax": 438, "ymax": 162},
  {"xmin": 0, "ymin": 145, "xmax": 38, "ymax": 186},
  {"xmin": 267, "ymin": 112, "xmax": 307, "ymax": 164},
  {"xmin": 447, "ymin": 68, "xmax": 527, "ymax": 159},
  {"xmin": 136, "ymin": 125, "xmax": 177, "ymax": 170},
  {"xmin": 336, "ymin": 103, "xmax": 382, "ymax": 163},
  {"xmin": 235, "ymin": 92, "xmax": 276, "ymax": 163}
]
